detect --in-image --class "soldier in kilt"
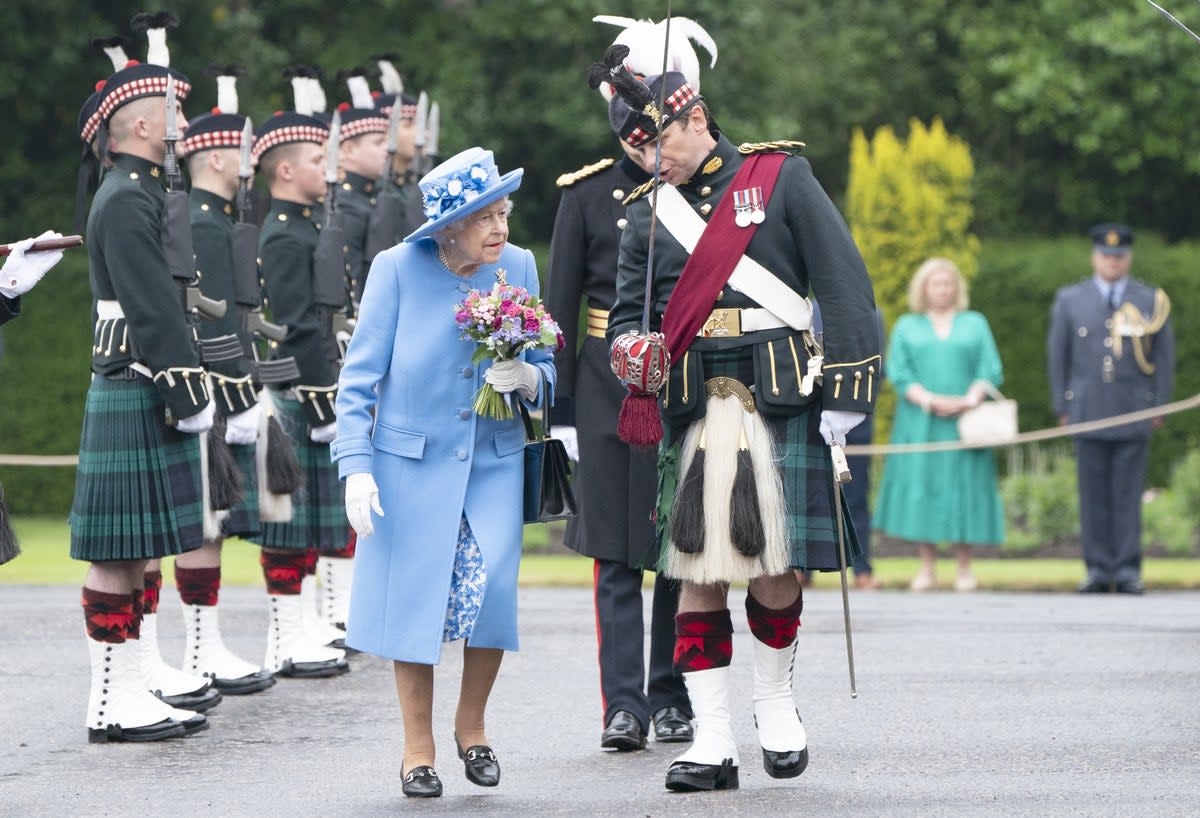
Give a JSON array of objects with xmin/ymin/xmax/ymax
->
[
  {"xmin": 596, "ymin": 59, "xmax": 881, "ymax": 791},
  {"xmin": 171, "ymin": 71, "xmax": 277, "ymax": 695},
  {"xmin": 248, "ymin": 93, "xmax": 350, "ymax": 678},
  {"xmin": 545, "ymin": 148, "xmax": 693, "ymax": 751},
  {"xmin": 69, "ymin": 57, "xmax": 216, "ymax": 743}
]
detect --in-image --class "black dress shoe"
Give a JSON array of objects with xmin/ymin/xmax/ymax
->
[
  {"xmin": 155, "ymin": 686, "xmax": 223, "ymax": 712},
  {"xmin": 212, "ymin": 669, "xmax": 276, "ymax": 696},
  {"xmin": 1077, "ymin": 578, "xmax": 1112, "ymax": 594},
  {"xmin": 763, "ymin": 746, "xmax": 809, "ymax": 779},
  {"xmin": 402, "ymin": 765, "xmax": 442, "ymax": 798},
  {"xmin": 652, "ymin": 706, "xmax": 694, "ymax": 743},
  {"xmin": 1114, "ymin": 579, "xmax": 1145, "ymax": 595},
  {"xmin": 600, "ymin": 710, "xmax": 647, "ymax": 751},
  {"xmin": 665, "ymin": 758, "xmax": 739, "ymax": 791},
  {"xmin": 455, "ymin": 733, "xmax": 500, "ymax": 787}
]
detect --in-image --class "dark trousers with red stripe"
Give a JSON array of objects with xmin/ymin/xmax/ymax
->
[{"xmin": 594, "ymin": 559, "xmax": 690, "ymax": 732}]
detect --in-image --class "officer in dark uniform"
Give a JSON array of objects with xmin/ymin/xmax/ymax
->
[
  {"xmin": 175, "ymin": 79, "xmax": 277, "ymax": 694},
  {"xmin": 546, "ymin": 150, "xmax": 693, "ymax": 751},
  {"xmin": 1048, "ymin": 224, "xmax": 1175, "ymax": 595},
  {"xmin": 598, "ymin": 58, "xmax": 880, "ymax": 791},
  {"xmin": 334, "ymin": 69, "xmax": 390, "ymax": 304},
  {"xmin": 0, "ymin": 236, "xmax": 63, "ymax": 326},
  {"xmin": 250, "ymin": 98, "xmax": 350, "ymax": 677},
  {"xmin": 71, "ymin": 58, "xmax": 215, "ymax": 743}
]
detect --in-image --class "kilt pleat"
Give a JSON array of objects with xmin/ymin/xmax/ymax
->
[
  {"xmin": 659, "ymin": 349, "xmax": 861, "ymax": 575},
  {"xmin": 69, "ymin": 377, "xmax": 205, "ymax": 561},
  {"xmin": 249, "ymin": 395, "xmax": 345, "ymax": 551},
  {"xmin": 221, "ymin": 442, "xmax": 261, "ymax": 539}
]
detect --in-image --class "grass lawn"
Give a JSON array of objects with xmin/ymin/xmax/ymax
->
[{"xmin": 4, "ymin": 516, "xmax": 1199, "ymax": 591}]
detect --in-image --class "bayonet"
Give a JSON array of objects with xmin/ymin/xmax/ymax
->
[
  {"xmin": 236, "ymin": 117, "xmax": 254, "ymax": 221},
  {"xmin": 426, "ymin": 100, "xmax": 440, "ymax": 166},
  {"xmin": 324, "ymin": 108, "xmax": 342, "ymax": 218},
  {"xmin": 1144, "ymin": 0, "xmax": 1200, "ymax": 45},
  {"xmin": 384, "ymin": 95, "xmax": 402, "ymax": 158},
  {"xmin": 163, "ymin": 74, "xmax": 182, "ymax": 191},
  {"xmin": 413, "ymin": 91, "xmax": 428, "ymax": 153}
]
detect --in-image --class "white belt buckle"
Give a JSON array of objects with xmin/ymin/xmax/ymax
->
[{"xmin": 800, "ymin": 356, "xmax": 823, "ymax": 396}]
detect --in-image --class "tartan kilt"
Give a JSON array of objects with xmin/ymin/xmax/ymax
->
[
  {"xmin": 249, "ymin": 395, "xmax": 345, "ymax": 551},
  {"xmin": 69, "ymin": 376, "xmax": 205, "ymax": 562},
  {"xmin": 220, "ymin": 442, "xmax": 261, "ymax": 539},
  {"xmin": 657, "ymin": 348, "xmax": 861, "ymax": 574}
]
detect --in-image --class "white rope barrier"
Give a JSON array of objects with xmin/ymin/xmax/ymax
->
[{"xmin": 2, "ymin": 393, "xmax": 1197, "ymax": 465}]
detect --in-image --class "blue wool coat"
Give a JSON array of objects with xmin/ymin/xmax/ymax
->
[{"xmin": 331, "ymin": 239, "xmax": 555, "ymax": 664}]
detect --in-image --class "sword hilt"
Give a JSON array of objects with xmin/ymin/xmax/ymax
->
[{"xmin": 831, "ymin": 443, "xmax": 852, "ymax": 484}]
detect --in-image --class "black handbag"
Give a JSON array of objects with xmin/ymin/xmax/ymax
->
[{"xmin": 518, "ymin": 390, "xmax": 577, "ymax": 524}]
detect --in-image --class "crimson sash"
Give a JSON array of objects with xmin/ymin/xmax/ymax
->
[{"xmin": 659, "ymin": 152, "xmax": 787, "ymax": 363}]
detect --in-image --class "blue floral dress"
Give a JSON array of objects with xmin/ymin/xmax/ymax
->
[{"xmin": 442, "ymin": 515, "xmax": 488, "ymax": 642}]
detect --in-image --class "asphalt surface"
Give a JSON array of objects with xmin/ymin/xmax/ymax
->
[{"xmin": 1, "ymin": 584, "xmax": 1197, "ymax": 817}]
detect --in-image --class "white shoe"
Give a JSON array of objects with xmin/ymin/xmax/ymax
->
[
  {"xmin": 181, "ymin": 602, "xmax": 275, "ymax": 695},
  {"xmin": 85, "ymin": 636, "xmax": 200, "ymax": 743},
  {"xmin": 264, "ymin": 593, "xmax": 349, "ymax": 678},
  {"xmin": 665, "ymin": 666, "xmax": 740, "ymax": 791},
  {"xmin": 139, "ymin": 612, "xmax": 223, "ymax": 712},
  {"xmin": 752, "ymin": 639, "xmax": 809, "ymax": 778}
]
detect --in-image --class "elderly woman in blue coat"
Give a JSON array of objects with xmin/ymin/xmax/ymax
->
[{"xmin": 331, "ymin": 147, "xmax": 554, "ymax": 798}]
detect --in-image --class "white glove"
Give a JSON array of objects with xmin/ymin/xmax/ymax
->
[
  {"xmin": 484, "ymin": 358, "xmax": 540, "ymax": 401},
  {"xmin": 819, "ymin": 409, "xmax": 866, "ymax": 447},
  {"xmin": 176, "ymin": 401, "xmax": 216, "ymax": 435},
  {"xmin": 224, "ymin": 403, "xmax": 261, "ymax": 445},
  {"xmin": 0, "ymin": 231, "xmax": 64, "ymax": 299},
  {"xmin": 555, "ymin": 425, "xmax": 580, "ymax": 462},
  {"xmin": 345, "ymin": 472, "xmax": 384, "ymax": 538},
  {"xmin": 309, "ymin": 421, "xmax": 338, "ymax": 443}
]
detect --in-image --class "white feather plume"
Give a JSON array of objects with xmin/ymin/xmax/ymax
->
[
  {"xmin": 376, "ymin": 59, "xmax": 403, "ymax": 95},
  {"xmin": 291, "ymin": 76, "xmax": 313, "ymax": 116},
  {"xmin": 347, "ymin": 75, "xmax": 374, "ymax": 109},
  {"xmin": 307, "ymin": 77, "xmax": 327, "ymax": 113},
  {"xmin": 102, "ymin": 45, "xmax": 129, "ymax": 73},
  {"xmin": 146, "ymin": 27, "xmax": 169, "ymax": 67},
  {"xmin": 216, "ymin": 75, "xmax": 238, "ymax": 114},
  {"xmin": 592, "ymin": 14, "xmax": 718, "ymax": 100}
]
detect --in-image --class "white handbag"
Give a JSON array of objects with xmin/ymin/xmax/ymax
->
[{"xmin": 956, "ymin": 383, "xmax": 1018, "ymax": 445}]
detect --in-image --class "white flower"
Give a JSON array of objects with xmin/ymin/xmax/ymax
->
[
  {"xmin": 447, "ymin": 178, "xmax": 464, "ymax": 196},
  {"xmin": 469, "ymin": 165, "xmax": 489, "ymax": 183}
]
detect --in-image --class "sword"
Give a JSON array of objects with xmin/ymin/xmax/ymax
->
[
  {"xmin": 413, "ymin": 91, "xmax": 429, "ymax": 174},
  {"xmin": 830, "ymin": 442, "xmax": 858, "ymax": 698},
  {"xmin": 1143, "ymin": 0, "xmax": 1200, "ymax": 44}
]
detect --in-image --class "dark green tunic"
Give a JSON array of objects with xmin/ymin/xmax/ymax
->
[
  {"xmin": 338, "ymin": 171, "xmax": 378, "ymax": 305},
  {"xmin": 363, "ymin": 170, "xmax": 426, "ymax": 271}
]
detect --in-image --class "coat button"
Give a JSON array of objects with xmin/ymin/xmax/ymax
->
[
  {"xmin": 456, "ymin": 449, "xmax": 468, "ymax": 461},
  {"xmin": 462, "ymin": 366, "xmax": 474, "ymax": 378},
  {"xmin": 612, "ymin": 189, "xmax": 624, "ymax": 200},
  {"xmin": 1065, "ymin": 390, "xmax": 1074, "ymax": 400},
  {"xmin": 1103, "ymin": 337, "xmax": 1112, "ymax": 348},
  {"xmin": 617, "ymin": 218, "xmax": 628, "ymax": 230},
  {"xmin": 700, "ymin": 203, "xmax": 712, "ymax": 215},
  {"xmin": 701, "ymin": 185, "xmax": 713, "ymax": 196},
  {"xmin": 1077, "ymin": 327, "xmax": 1087, "ymax": 337},
  {"xmin": 458, "ymin": 283, "xmax": 469, "ymax": 292},
  {"xmin": 459, "ymin": 409, "xmax": 471, "ymax": 420}
]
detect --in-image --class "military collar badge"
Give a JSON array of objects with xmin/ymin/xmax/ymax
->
[
  {"xmin": 733, "ymin": 186, "xmax": 765, "ymax": 227},
  {"xmin": 702, "ymin": 156, "xmax": 723, "ymax": 176}
]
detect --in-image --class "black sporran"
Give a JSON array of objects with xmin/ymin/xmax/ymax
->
[{"xmin": 518, "ymin": 397, "xmax": 576, "ymax": 524}]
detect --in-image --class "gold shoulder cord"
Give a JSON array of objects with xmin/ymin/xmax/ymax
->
[
  {"xmin": 737, "ymin": 139, "xmax": 807, "ymax": 155},
  {"xmin": 1111, "ymin": 289, "xmax": 1171, "ymax": 375}
]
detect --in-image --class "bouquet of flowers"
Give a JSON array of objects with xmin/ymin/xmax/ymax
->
[{"xmin": 454, "ymin": 282, "xmax": 565, "ymax": 419}]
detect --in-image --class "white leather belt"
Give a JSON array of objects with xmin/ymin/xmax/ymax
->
[{"xmin": 97, "ymin": 299, "xmax": 124, "ymax": 320}]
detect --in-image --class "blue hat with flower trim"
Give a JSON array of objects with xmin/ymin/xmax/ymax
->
[{"xmin": 404, "ymin": 147, "xmax": 524, "ymax": 243}]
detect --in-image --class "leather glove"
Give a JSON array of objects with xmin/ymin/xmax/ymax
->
[
  {"xmin": 309, "ymin": 421, "xmax": 338, "ymax": 443},
  {"xmin": 484, "ymin": 358, "xmax": 540, "ymax": 401},
  {"xmin": 176, "ymin": 401, "xmax": 215, "ymax": 435},
  {"xmin": 555, "ymin": 425, "xmax": 580, "ymax": 462},
  {"xmin": 345, "ymin": 472, "xmax": 384, "ymax": 538},
  {"xmin": 819, "ymin": 409, "xmax": 866, "ymax": 447},
  {"xmin": 224, "ymin": 403, "xmax": 261, "ymax": 446},
  {"xmin": 0, "ymin": 231, "xmax": 64, "ymax": 299}
]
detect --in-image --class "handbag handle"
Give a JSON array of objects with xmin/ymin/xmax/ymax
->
[
  {"xmin": 517, "ymin": 368, "xmax": 550, "ymax": 443},
  {"xmin": 974, "ymin": 381, "xmax": 1006, "ymax": 401}
]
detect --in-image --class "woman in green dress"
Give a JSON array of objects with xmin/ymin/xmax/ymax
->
[{"xmin": 875, "ymin": 258, "xmax": 1005, "ymax": 591}]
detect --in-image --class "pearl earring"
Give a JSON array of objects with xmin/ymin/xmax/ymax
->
[{"xmin": 449, "ymin": 237, "xmax": 456, "ymax": 244}]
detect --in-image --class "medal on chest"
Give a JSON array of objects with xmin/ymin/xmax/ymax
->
[{"xmin": 732, "ymin": 186, "xmax": 766, "ymax": 228}]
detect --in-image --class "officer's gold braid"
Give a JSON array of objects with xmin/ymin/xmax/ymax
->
[{"xmin": 1111, "ymin": 288, "xmax": 1171, "ymax": 374}]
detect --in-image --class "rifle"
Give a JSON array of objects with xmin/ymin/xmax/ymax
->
[
  {"xmin": 163, "ymin": 75, "xmax": 227, "ymax": 322},
  {"xmin": 311, "ymin": 110, "xmax": 355, "ymax": 360},
  {"xmin": 363, "ymin": 93, "xmax": 406, "ymax": 265},
  {"xmin": 413, "ymin": 92, "xmax": 429, "ymax": 175}
]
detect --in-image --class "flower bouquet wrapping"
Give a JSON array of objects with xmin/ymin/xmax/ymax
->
[{"xmin": 454, "ymin": 282, "xmax": 565, "ymax": 419}]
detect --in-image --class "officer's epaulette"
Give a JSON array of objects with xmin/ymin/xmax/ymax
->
[
  {"xmin": 556, "ymin": 157, "xmax": 615, "ymax": 188},
  {"xmin": 737, "ymin": 140, "xmax": 807, "ymax": 155},
  {"xmin": 623, "ymin": 178, "xmax": 659, "ymax": 206}
]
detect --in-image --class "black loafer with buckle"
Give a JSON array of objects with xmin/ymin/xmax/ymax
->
[
  {"xmin": 455, "ymin": 733, "xmax": 500, "ymax": 787},
  {"xmin": 402, "ymin": 765, "xmax": 442, "ymax": 798}
]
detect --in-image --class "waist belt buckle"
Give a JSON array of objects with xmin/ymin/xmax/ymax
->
[{"xmin": 701, "ymin": 308, "xmax": 742, "ymax": 338}]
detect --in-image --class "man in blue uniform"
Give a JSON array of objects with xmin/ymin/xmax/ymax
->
[{"xmin": 1047, "ymin": 224, "xmax": 1175, "ymax": 595}]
